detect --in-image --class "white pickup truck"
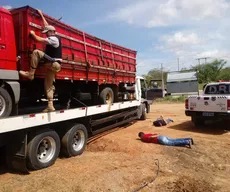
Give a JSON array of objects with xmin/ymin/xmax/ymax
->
[{"xmin": 185, "ymin": 81, "xmax": 230, "ymax": 126}]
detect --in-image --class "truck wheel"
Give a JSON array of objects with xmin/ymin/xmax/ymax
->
[
  {"xmin": 146, "ymin": 103, "xmax": 150, "ymax": 113},
  {"xmin": 100, "ymin": 87, "xmax": 114, "ymax": 104},
  {"xmin": 61, "ymin": 124, "xmax": 88, "ymax": 157},
  {"xmin": 0, "ymin": 87, "xmax": 12, "ymax": 118},
  {"xmin": 192, "ymin": 116, "xmax": 205, "ymax": 126},
  {"xmin": 140, "ymin": 103, "xmax": 147, "ymax": 120},
  {"xmin": 26, "ymin": 129, "xmax": 60, "ymax": 170}
]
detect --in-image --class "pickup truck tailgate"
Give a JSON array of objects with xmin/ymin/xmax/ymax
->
[{"xmin": 188, "ymin": 96, "xmax": 228, "ymax": 112}]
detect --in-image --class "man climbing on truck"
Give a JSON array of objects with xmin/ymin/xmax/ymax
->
[{"xmin": 19, "ymin": 9, "xmax": 62, "ymax": 112}]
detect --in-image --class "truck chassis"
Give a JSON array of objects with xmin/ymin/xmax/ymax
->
[{"xmin": 0, "ymin": 100, "xmax": 147, "ymax": 173}]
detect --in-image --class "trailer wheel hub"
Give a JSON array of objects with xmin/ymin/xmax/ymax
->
[
  {"xmin": 72, "ymin": 130, "xmax": 85, "ymax": 151},
  {"xmin": 37, "ymin": 137, "xmax": 56, "ymax": 163},
  {"xmin": 0, "ymin": 95, "xmax": 6, "ymax": 116}
]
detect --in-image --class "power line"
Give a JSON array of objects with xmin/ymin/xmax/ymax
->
[{"xmin": 196, "ymin": 57, "xmax": 210, "ymax": 65}]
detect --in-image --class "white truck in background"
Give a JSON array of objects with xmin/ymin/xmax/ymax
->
[{"xmin": 185, "ymin": 81, "xmax": 230, "ymax": 126}]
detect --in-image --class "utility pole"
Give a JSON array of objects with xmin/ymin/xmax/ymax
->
[
  {"xmin": 177, "ymin": 58, "xmax": 180, "ymax": 71},
  {"xmin": 196, "ymin": 58, "xmax": 200, "ymax": 66},
  {"xmin": 161, "ymin": 63, "xmax": 164, "ymax": 93}
]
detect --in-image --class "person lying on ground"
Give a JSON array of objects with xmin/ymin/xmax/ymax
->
[
  {"xmin": 153, "ymin": 115, "xmax": 174, "ymax": 127},
  {"xmin": 138, "ymin": 132, "xmax": 194, "ymax": 148}
]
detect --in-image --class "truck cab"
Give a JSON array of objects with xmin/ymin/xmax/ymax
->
[{"xmin": 136, "ymin": 76, "xmax": 155, "ymax": 113}]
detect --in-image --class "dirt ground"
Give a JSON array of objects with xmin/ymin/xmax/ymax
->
[{"xmin": 0, "ymin": 103, "xmax": 230, "ymax": 192}]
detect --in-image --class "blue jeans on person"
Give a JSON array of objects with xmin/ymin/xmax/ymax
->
[
  {"xmin": 165, "ymin": 118, "xmax": 173, "ymax": 124},
  {"xmin": 157, "ymin": 136, "xmax": 190, "ymax": 146}
]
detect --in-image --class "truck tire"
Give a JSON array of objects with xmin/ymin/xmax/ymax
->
[
  {"xmin": 140, "ymin": 103, "xmax": 147, "ymax": 120},
  {"xmin": 26, "ymin": 129, "xmax": 60, "ymax": 170},
  {"xmin": 146, "ymin": 103, "xmax": 150, "ymax": 113},
  {"xmin": 0, "ymin": 87, "xmax": 12, "ymax": 118},
  {"xmin": 191, "ymin": 116, "xmax": 205, "ymax": 126},
  {"xmin": 99, "ymin": 87, "xmax": 114, "ymax": 104},
  {"xmin": 61, "ymin": 124, "xmax": 88, "ymax": 157}
]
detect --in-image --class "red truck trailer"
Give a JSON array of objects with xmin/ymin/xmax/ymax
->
[{"xmin": 0, "ymin": 6, "xmax": 137, "ymax": 117}]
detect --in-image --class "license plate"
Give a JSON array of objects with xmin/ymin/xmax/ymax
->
[{"xmin": 202, "ymin": 112, "xmax": 214, "ymax": 117}]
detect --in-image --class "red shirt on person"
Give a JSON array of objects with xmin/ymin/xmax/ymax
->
[{"xmin": 140, "ymin": 133, "xmax": 158, "ymax": 143}]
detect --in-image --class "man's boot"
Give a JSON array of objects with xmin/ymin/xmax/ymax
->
[
  {"xmin": 19, "ymin": 68, "xmax": 36, "ymax": 80},
  {"xmin": 43, "ymin": 99, "xmax": 55, "ymax": 113},
  {"xmin": 19, "ymin": 49, "xmax": 44, "ymax": 80}
]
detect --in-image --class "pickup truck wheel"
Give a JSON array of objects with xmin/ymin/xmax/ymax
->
[
  {"xmin": 100, "ymin": 87, "xmax": 114, "ymax": 104},
  {"xmin": 26, "ymin": 129, "xmax": 60, "ymax": 170},
  {"xmin": 61, "ymin": 124, "xmax": 88, "ymax": 157},
  {"xmin": 192, "ymin": 116, "xmax": 205, "ymax": 126},
  {"xmin": 0, "ymin": 87, "xmax": 12, "ymax": 118}
]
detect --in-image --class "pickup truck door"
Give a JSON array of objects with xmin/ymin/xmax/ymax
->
[{"xmin": 146, "ymin": 88, "xmax": 163, "ymax": 100}]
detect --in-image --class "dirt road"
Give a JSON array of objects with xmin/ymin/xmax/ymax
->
[{"xmin": 0, "ymin": 103, "xmax": 230, "ymax": 192}]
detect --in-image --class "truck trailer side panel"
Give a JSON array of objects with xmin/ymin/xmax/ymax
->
[{"xmin": 10, "ymin": 6, "xmax": 137, "ymax": 84}]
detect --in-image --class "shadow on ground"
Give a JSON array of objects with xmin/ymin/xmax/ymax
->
[{"xmin": 167, "ymin": 120, "xmax": 229, "ymax": 135}]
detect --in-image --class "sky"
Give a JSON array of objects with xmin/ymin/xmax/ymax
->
[{"xmin": 2, "ymin": 0, "xmax": 230, "ymax": 75}]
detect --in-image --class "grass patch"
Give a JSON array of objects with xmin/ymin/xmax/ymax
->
[{"xmin": 154, "ymin": 95, "xmax": 187, "ymax": 103}]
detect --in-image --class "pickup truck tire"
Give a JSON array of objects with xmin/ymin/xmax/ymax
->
[
  {"xmin": 0, "ymin": 87, "xmax": 12, "ymax": 118},
  {"xmin": 100, "ymin": 87, "xmax": 114, "ymax": 104},
  {"xmin": 192, "ymin": 116, "xmax": 205, "ymax": 126},
  {"xmin": 61, "ymin": 124, "xmax": 88, "ymax": 157},
  {"xmin": 26, "ymin": 129, "xmax": 60, "ymax": 170}
]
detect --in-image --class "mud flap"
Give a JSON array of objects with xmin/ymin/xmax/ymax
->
[{"xmin": 6, "ymin": 133, "xmax": 29, "ymax": 174}]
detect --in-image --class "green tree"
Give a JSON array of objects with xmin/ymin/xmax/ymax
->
[
  {"xmin": 217, "ymin": 67, "xmax": 230, "ymax": 80},
  {"xmin": 192, "ymin": 59, "xmax": 226, "ymax": 83},
  {"xmin": 142, "ymin": 68, "xmax": 168, "ymax": 87}
]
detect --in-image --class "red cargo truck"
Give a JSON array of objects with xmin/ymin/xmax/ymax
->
[{"xmin": 0, "ymin": 6, "xmax": 137, "ymax": 117}]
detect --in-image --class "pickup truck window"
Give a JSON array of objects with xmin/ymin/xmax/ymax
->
[{"xmin": 204, "ymin": 84, "xmax": 230, "ymax": 94}]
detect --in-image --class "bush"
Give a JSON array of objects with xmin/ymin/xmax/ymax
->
[{"xmin": 154, "ymin": 95, "xmax": 187, "ymax": 103}]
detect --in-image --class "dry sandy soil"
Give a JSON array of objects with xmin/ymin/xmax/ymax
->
[{"xmin": 0, "ymin": 103, "xmax": 230, "ymax": 192}]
